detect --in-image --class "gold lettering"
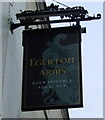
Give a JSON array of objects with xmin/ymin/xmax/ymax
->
[
  {"xmin": 59, "ymin": 59, "xmax": 63, "ymax": 64},
  {"xmin": 42, "ymin": 60, "xmax": 46, "ymax": 66},
  {"xmin": 35, "ymin": 60, "xmax": 42, "ymax": 66},
  {"xmin": 66, "ymin": 57, "xmax": 70, "ymax": 64},
  {"xmin": 52, "ymin": 69, "xmax": 59, "ymax": 75},
  {"xmin": 61, "ymin": 69, "xmax": 66, "ymax": 74},
  {"xmin": 55, "ymin": 59, "xmax": 59, "ymax": 64},
  {"xmin": 71, "ymin": 57, "xmax": 74, "ymax": 64},
  {"xmin": 30, "ymin": 57, "xmax": 75, "ymax": 67},
  {"xmin": 46, "ymin": 70, "xmax": 52, "ymax": 75},
  {"xmin": 39, "ymin": 69, "xmax": 66, "ymax": 76},
  {"xmin": 39, "ymin": 70, "xmax": 45, "ymax": 76},
  {"xmin": 30, "ymin": 59, "xmax": 35, "ymax": 67},
  {"xmin": 47, "ymin": 59, "xmax": 53, "ymax": 65}
]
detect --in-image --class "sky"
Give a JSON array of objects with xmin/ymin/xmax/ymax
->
[{"xmin": 45, "ymin": 1, "xmax": 103, "ymax": 118}]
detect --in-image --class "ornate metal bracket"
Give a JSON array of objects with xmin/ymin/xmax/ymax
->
[{"xmin": 10, "ymin": 3, "xmax": 101, "ymax": 33}]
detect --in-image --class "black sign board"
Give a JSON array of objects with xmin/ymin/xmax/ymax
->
[{"xmin": 22, "ymin": 25, "xmax": 83, "ymax": 111}]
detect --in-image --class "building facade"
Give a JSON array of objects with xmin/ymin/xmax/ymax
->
[{"xmin": 2, "ymin": 1, "xmax": 69, "ymax": 119}]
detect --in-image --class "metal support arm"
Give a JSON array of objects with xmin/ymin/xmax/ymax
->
[
  {"xmin": 10, "ymin": 14, "xmax": 100, "ymax": 32},
  {"xmin": 10, "ymin": 4, "xmax": 101, "ymax": 33}
]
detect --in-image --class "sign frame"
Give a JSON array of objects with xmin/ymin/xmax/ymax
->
[{"xmin": 22, "ymin": 25, "xmax": 83, "ymax": 111}]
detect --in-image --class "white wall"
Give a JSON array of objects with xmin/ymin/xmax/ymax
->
[
  {"xmin": 2, "ymin": 2, "xmax": 26, "ymax": 118},
  {"xmin": 2, "ymin": 2, "xmax": 45, "ymax": 118},
  {"xmin": 2, "ymin": 2, "xmax": 66, "ymax": 119}
]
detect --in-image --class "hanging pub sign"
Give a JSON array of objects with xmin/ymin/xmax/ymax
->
[{"xmin": 22, "ymin": 25, "xmax": 83, "ymax": 111}]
